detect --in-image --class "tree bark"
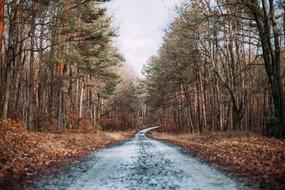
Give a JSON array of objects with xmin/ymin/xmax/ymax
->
[{"xmin": 0, "ymin": 0, "xmax": 4, "ymax": 52}]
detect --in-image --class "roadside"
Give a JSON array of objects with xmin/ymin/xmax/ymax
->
[
  {"xmin": 148, "ymin": 131, "xmax": 285, "ymax": 189},
  {"xmin": 0, "ymin": 119, "xmax": 137, "ymax": 189}
]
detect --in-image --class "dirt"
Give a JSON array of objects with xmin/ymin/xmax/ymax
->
[{"xmin": 21, "ymin": 127, "xmax": 249, "ymax": 190}]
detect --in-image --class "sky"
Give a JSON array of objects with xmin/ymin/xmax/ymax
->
[{"xmin": 105, "ymin": 0, "xmax": 182, "ymax": 77}]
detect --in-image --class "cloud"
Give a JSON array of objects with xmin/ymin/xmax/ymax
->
[{"xmin": 106, "ymin": 0, "xmax": 182, "ymax": 77}]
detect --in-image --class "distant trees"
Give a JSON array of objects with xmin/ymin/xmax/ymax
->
[
  {"xmin": 144, "ymin": 0, "xmax": 285, "ymax": 137},
  {"xmin": 110, "ymin": 81, "xmax": 140, "ymax": 128},
  {"xmin": 99, "ymin": 67, "xmax": 147, "ymax": 130},
  {"xmin": 0, "ymin": 0, "xmax": 124, "ymax": 130}
]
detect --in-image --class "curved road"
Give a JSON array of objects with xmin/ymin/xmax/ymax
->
[{"xmin": 24, "ymin": 127, "xmax": 251, "ymax": 190}]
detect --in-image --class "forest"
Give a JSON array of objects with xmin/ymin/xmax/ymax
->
[
  {"xmin": 0, "ymin": 0, "xmax": 285, "ymax": 189},
  {"xmin": 143, "ymin": 0, "xmax": 285, "ymax": 137},
  {"xmin": 1, "ymin": 0, "xmax": 284, "ymax": 135},
  {"xmin": 0, "ymin": 0, "xmax": 144, "ymax": 131}
]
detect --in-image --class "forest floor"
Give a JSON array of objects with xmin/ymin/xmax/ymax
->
[
  {"xmin": 148, "ymin": 131, "xmax": 285, "ymax": 189},
  {"xmin": 0, "ymin": 119, "xmax": 137, "ymax": 189}
]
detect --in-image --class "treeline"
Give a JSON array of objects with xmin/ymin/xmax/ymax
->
[
  {"xmin": 0, "ymin": 0, "xmax": 128, "ymax": 130},
  {"xmin": 103, "ymin": 77, "xmax": 147, "ymax": 131},
  {"xmin": 143, "ymin": 0, "xmax": 285, "ymax": 137}
]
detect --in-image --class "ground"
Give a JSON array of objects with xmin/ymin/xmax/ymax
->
[
  {"xmin": 19, "ymin": 127, "xmax": 248, "ymax": 190},
  {"xmin": 2, "ymin": 119, "xmax": 285, "ymax": 190},
  {"xmin": 0, "ymin": 119, "xmax": 136, "ymax": 189},
  {"xmin": 148, "ymin": 131, "xmax": 285, "ymax": 189}
]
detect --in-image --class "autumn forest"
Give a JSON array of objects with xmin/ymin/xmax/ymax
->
[
  {"xmin": 0, "ymin": 0, "xmax": 285, "ymax": 190},
  {"xmin": 144, "ymin": 0, "xmax": 285, "ymax": 137}
]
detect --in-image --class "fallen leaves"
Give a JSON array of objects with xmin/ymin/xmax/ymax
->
[
  {"xmin": 0, "ymin": 119, "xmax": 135, "ymax": 189},
  {"xmin": 150, "ymin": 131, "xmax": 285, "ymax": 189}
]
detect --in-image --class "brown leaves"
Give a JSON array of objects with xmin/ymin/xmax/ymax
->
[
  {"xmin": 151, "ymin": 131, "xmax": 285, "ymax": 189},
  {"xmin": 0, "ymin": 119, "xmax": 134, "ymax": 186}
]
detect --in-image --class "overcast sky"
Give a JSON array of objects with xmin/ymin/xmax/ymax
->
[{"xmin": 106, "ymin": 0, "xmax": 182, "ymax": 77}]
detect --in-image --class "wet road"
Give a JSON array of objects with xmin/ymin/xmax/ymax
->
[{"xmin": 24, "ymin": 127, "xmax": 251, "ymax": 190}]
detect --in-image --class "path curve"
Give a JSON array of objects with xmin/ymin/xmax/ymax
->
[{"xmin": 24, "ymin": 127, "xmax": 252, "ymax": 190}]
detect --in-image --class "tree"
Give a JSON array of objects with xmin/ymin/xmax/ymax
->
[
  {"xmin": 143, "ymin": 0, "xmax": 283, "ymax": 136},
  {"xmin": 0, "ymin": 0, "xmax": 123, "ymax": 131},
  {"xmin": 0, "ymin": 0, "xmax": 4, "ymax": 51},
  {"xmin": 240, "ymin": 0, "xmax": 285, "ymax": 136}
]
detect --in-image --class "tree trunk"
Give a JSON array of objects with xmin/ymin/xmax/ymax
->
[
  {"xmin": 0, "ymin": 0, "xmax": 4, "ymax": 52},
  {"xmin": 247, "ymin": 0, "xmax": 285, "ymax": 136},
  {"xmin": 79, "ymin": 79, "xmax": 85, "ymax": 120},
  {"xmin": 28, "ymin": 4, "xmax": 36, "ymax": 130},
  {"xmin": 2, "ymin": 0, "xmax": 16, "ymax": 118}
]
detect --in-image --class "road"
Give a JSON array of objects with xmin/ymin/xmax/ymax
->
[{"xmin": 24, "ymin": 127, "xmax": 252, "ymax": 190}]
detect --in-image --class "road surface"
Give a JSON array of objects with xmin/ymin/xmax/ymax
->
[{"xmin": 24, "ymin": 127, "xmax": 252, "ymax": 190}]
